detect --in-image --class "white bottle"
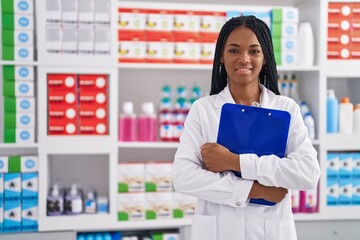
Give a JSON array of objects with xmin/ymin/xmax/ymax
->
[
  {"xmin": 353, "ymin": 104, "xmax": 360, "ymax": 134},
  {"xmin": 304, "ymin": 112, "xmax": 315, "ymax": 139},
  {"xmin": 339, "ymin": 97, "xmax": 353, "ymax": 134},
  {"xmin": 298, "ymin": 22, "xmax": 315, "ymax": 66}
]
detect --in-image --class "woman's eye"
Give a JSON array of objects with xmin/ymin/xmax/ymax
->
[
  {"xmin": 229, "ymin": 49, "xmax": 239, "ymax": 54},
  {"xmin": 250, "ymin": 49, "xmax": 260, "ymax": 54}
]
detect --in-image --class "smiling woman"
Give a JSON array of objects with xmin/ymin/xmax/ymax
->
[{"xmin": 172, "ymin": 15, "xmax": 320, "ymax": 240}]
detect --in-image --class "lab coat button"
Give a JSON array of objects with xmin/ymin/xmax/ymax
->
[{"xmin": 236, "ymin": 202, "xmax": 242, "ymax": 206}]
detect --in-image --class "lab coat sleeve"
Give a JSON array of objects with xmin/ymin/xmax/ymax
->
[
  {"xmin": 240, "ymin": 101, "xmax": 321, "ymax": 190},
  {"xmin": 172, "ymin": 102, "xmax": 253, "ymax": 208}
]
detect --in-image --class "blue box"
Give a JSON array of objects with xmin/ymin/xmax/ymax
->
[
  {"xmin": 339, "ymin": 153, "xmax": 352, "ymax": 178},
  {"xmin": 339, "ymin": 178, "xmax": 352, "ymax": 205},
  {"xmin": 21, "ymin": 199, "xmax": 38, "ymax": 232},
  {"xmin": 21, "ymin": 172, "xmax": 38, "ymax": 201},
  {"xmin": 4, "ymin": 173, "xmax": 21, "ymax": 202},
  {"xmin": 327, "ymin": 153, "xmax": 339, "ymax": 178},
  {"xmin": 353, "ymin": 153, "xmax": 360, "ymax": 178},
  {"xmin": 353, "ymin": 178, "xmax": 360, "ymax": 205},
  {"xmin": 327, "ymin": 177, "xmax": 338, "ymax": 206},
  {"xmin": 4, "ymin": 200, "xmax": 21, "ymax": 233}
]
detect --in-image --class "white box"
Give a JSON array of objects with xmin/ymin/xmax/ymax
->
[
  {"xmin": 46, "ymin": 26, "xmax": 62, "ymax": 54},
  {"xmin": 145, "ymin": 192, "xmax": 173, "ymax": 220},
  {"xmin": 94, "ymin": 0, "xmax": 110, "ymax": 25},
  {"xmin": 62, "ymin": 27, "xmax": 77, "ymax": 55},
  {"xmin": 118, "ymin": 163, "xmax": 145, "ymax": 193},
  {"xmin": 95, "ymin": 28, "xmax": 110, "ymax": 55},
  {"xmin": 281, "ymin": 51, "xmax": 298, "ymax": 66},
  {"xmin": 145, "ymin": 162, "xmax": 172, "ymax": 192},
  {"xmin": 78, "ymin": 27, "xmax": 94, "ymax": 55},
  {"xmin": 4, "ymin": 97, "xmax": 35, "ymax": 113},
  {"xmin": 0, "ymin": 157, "xmax": 9, "ymax": 173},
  {"xmin": 46, "ymin": 0, "xmax": 62, "ymax": 24},
  {"xmin": 119, "ymin": 9, "xmax": 146, "ymax": 31},
  {"xmin": 6, "ymin": 81, "xmax": 34, "ymax": 97},
  {"xmin": 21, "ymin": 156, "xmax": 38, "ymax": 172},
  {"xmin": 14, "ymin": 47, "xmax": 34, "ymax": 61},
  {"xmin": 4, "ymin": 128, "xmax": 35, "ymax": 143},
  {"xmin": 14, "ymin": 66, "xmax": 34, "ymax": 81},
  {"xmin": 12, "ymin": 0, "xmax": 34, "ymax": 15},
  {"xmin": 4, "ymin": 112, "xmax": 35, "ymax": 128},
  {"xmin": 78, "ymin": 0, "xmax": 94, "ymax": 24},
  {"xmin": 281, "ymin": 7, "xmax": 299, "ymax": 23},
  {"xmin": 14, "ymin": 15, "xmax": 34, "ymax": 30},
  {"xmin": 62, "ymin": 0, "xmax": 78, "ymax": 25},
  {"xmin": 117, "ymin": 193, "xmax": 146, "ymax": 221}
]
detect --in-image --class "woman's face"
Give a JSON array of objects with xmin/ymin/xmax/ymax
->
[{"xmin": 222, "ymin": 26, "xmax": 265, "ymax": 87}]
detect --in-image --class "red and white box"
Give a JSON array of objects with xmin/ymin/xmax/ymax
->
[
  {"xmin": 118, "ymin": 8, "xmax": 147, "ymax": 32},
  {"xmin": 48, "ymin": 74, "xmax": 77, "ymax": 91},
  {"xmin": 78, "ymin": 74, "xmax": 108, "ymax": 91},
  {"xmin": 200, "ymin": 11, "xmax": 225, "ymax": 39},
  {"xmin": 173, "ymin": 10, "xmax": 201, "ymax": 39},
  {"xmin": 145, "ymin": 9, "xmax": 174, "ymax": 39},
  {"xmin": 145, "ymin": 34, "xmax": 174, "ymax": 63},
  {"xmin": 118, "ymin": 31, "xmax": 146, "ymax": 62},
  {"xmin": 173, "ymin": 35, "xmax": 201, "ymax": 64}
]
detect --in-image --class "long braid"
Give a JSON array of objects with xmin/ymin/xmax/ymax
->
[{"xmin": 210, "ymin": 15, "xmax": 280, "ymax": 95}]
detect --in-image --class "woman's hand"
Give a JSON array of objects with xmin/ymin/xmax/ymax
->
[
  {"xmin": 201, "ymin": 143, "xmax": 240, "ymax": 173},
  {"xmin": 249, "ymin": 181, "xmax": 288, "ymax": 203}
]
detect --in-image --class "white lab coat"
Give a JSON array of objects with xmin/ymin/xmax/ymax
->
[{"xmin": 172, "ymin": 84, "xmax": 321, "ymax": 240}]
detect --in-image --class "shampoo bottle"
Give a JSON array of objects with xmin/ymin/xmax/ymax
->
[
  {"xmin": 326, "ymin": 89, "xmax": 339, "ymax": 133},
  {"xmin": 119, "ymin": 101, "xmax": 137, "ymax": 141}
]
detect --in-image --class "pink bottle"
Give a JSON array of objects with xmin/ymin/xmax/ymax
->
[
  {"xmin": 291, "ymin": 190, "xmax": 300, "ymax": 213},
  {"xmin": 138, "ymin": 102, "xmax": 157, "ymax": 142},
  {"xmin": 119, "ymin": 101, "xmax": 137, "ymax": 141},
  {"xmin": 299, "ymin": 186, "xmax": 319, "ymax": 213}
]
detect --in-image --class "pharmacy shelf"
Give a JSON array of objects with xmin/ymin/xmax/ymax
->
[
  {"xmin": 118, "ymin": 142, "xmax": 180, "ymax": 149},
  {"xmin": 325, "ymin": 134, "xmax": 360, "ymax": 151},
  {"xmin": 39, "ymin": 215, "xmax": 191, "ymax": 232},
  {"xmin": 0, "ymin": 143, "xmax": 39, "ymax": 148},
  {"xmin": 0, "ymin": 60, "xmax": 39, "ymax": 66},
  {"xmin": 325, "ymin": 61, "xmax": 360, "ymax": 78}
]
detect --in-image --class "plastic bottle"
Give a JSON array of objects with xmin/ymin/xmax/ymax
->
[
  {"xmin": 77, "ymin": 234, "xmax": 86, "ymax": 240},
  {"xmin": 299, "ymin": 101, "xmax": 310, "ymax": 118},
  {"xmin": 353, "ymin": 104, "xmax": 360, "ymax": 134},
  {"xmin": 299, "ymin": 187, "xmax": 318, "ymax": 213},
  {"xmin": 304, "ymin": 112, "xmax": 315, "ymax": 139},
  {"xmin": 291, "ymin": 190, "xmax": 300, "ymax": 213},
  {"xmin": 326, "ymin": 89, "xmax": 339, "ymax": 133},
  {"xmin": 280, "ymin": 74, "xmax": 289, "ymax": 97},
  {"xmin": 339, "ymin": 97, "xmax": 353, "ymax": 134},
  {"xmin": 138, "ymin": 102, "xmax": 157, "ymax": 142},
  {"xmin": 85, "ymin": 190, "xmax": 97, "ymax": 214},
  {"xmin": 65, "ymin": 183, "xmax": 84, "ymax": 215},
  {"xmin": 47, "ymin": 183, "xmax": 65, "ymax": 216},
  {"xmin": 298, "ymin": 22, "xmax": 315, "ymax": 66},
  {"xmin": 289, "ymin": 73, "xmax": 300, "ymax": 103},
  {"xmin": 159, "ymin": 84, "xmax": 174, "ymax": 142},
  {"xmin": 119, "ymin": 101, "xmax": 137, "ymax": 141}
]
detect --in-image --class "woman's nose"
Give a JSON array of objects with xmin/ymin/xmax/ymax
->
[{"xmin": 238, "ymin": 53, "xmax": 250, "ymax": 64}]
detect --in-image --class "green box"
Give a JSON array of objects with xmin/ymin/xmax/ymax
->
[
  {"xmin": 272, "ymin": 37, "xmax": 281, "ymax": 52},
  {"xmin": 4, "ymin": 97, "xmax": 17, "ymax": 112},
  {"xmin": 274, "ymin": 51, "xmax": 281, "ymax": 65},
  {"xmin": 4, "ymin": 112, "xmax": 17, "ymax": 128},
  {"xmin": 3, "ymin": 80, "xmax": 15, "ymax": 96},
  {"xmin": 2, "ymin": 14, "xmax": 15, "ymax": 29},
  {"xmin": 272, "ymin": 9, "xmax": 282, "ymax": 23},
  {"xmin": 2, "ymin": 29, "xmax": 15, "ymax": 45},
  {"xmin": 1, "ymin": 0, "xmax": 15, "ymax": 14},
  {"xmin": 271, "ymin": 22, "xmax": 282, "ymax": 38},
  {"xmin": 4, "ymin": 128, "xmax": 16, "ymax": 143},
  {"xmin": 3, "ymin": 66, "xmax": 16, "ymax": 81},
  {"xmin": 9, "ymin": 155, "xmax": 21, "ymax": 172},
  {"xmin": 118, "ymin": 183, "xmax": 128, "ymax": 193},
  {"xmin": 2, "ymin": 46, "xmax": 15, "ymax": 60},
  {"xmin": 117, "ymin": 212, "xmax": 128, "ymax": 221}
]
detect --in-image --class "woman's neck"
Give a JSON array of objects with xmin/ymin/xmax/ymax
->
[{"xmin": 229, "ymin": 83, "xmax": 261, "ymax": 106}]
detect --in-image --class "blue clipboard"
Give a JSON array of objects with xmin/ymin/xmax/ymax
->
[{"xmin": 217, "ymin": 103, "xmax": 291, "ymax": 206}]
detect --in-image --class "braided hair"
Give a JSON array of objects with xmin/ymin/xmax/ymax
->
[{"xmin": 210, "ymin": 15, "xmax": 280, "ymax": 95}]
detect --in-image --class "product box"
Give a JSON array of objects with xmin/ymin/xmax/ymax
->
[
  {"xmin": 48, "ymin": 90, "xmax": 77, "ymax": 106},
  {"xmin": 4, "ymin": 112, "xmax": 35, "ymax": 128},
  {"xmin": 22, "ymin": 173, "xmax": 38, "ymax": 201},
  {"xmin": 339, "ymin": 178, "xmax": 352, "ymax": 205},
  {"xmin": 118, "ymin": 163, "xmax": 145, "ymax": 193},
  {"xmin": 94, "ymin": 27, "xmax": 110, "ymax": 55},
  {"xmin": 145, "ymin": 162, "xmax": 172, "ymax": 192},
  {"xmin": 145, "ymin": 9, "xmax": 174, "ymax": 35},
  {"xmin": 328, "ymin": 2, "xmax": 353, "ymax": 20},
  {"xmin": 172, "ymin": 192, "xmax": 196, "ymax": 219},
  {"xmin": 21, "ymin": 156, "xmax": 38, "ymax": 172},
  {"xmin": 145, "ymin": 38, "xmax": 174, "ymax": 63},
  {"xmin": 3, "ymin": 81, "xmax": 34, "ymax": 97},
  {"xmin": 243, "ymin": 11, "xmax": 271, "ymax": 28},
  {"xmin": 272, "ymin": 7, "xmax": 299, "ymax": 23},
  {"xmin": 3, "ymin": 65, "xmax": 34, "ymax": 81},
  {"xmin": 351, "ymin": 31, "xmax": 360, "ymax": 59},
  {"xmin": 200, "ymin": 39, "xmax": 216, "ymax": 64},
  {"xmin": 3, "ymin": 200, "xmax": 21, "ymax": 233},
  {"xmin": 199, "ymin": 11, "xmax": 226, "ymax": 36},
  {"xmin": 78, "ymin": 74, "xmax": 107, "ymax": 91},
  {"xmin": 94, "ymin": 0, "xmax": 110, "ymax": 25},
  {"xmin": 62, "ymin": 0, "xmax": 78, "ymax": 25},
  {"xmin": 21, "ymin": 200, "xmax": 38, "ymax": 232},
  {"xmin": 274, "ymin": 51, "xmax": 298, "ymax": 66},
  {"xmin": 353, "ymin": 153, "xmax": 360, "ymax": 178},
  {"xmin": 4, "ymin": 128, "xmax": 35, "ymax": 143},
  {"xmin": 327, "ymin": 44, "xmax": 350, "ymax": 59},
  {"xmin": 327, "ymin": 177, "xmax": 339, "ymax": 206},
  {"xmin": 353, "ymin": 178, "xmax": 360, "ymax": 205},
  {"xmin": 118, "ymin": 8, "xmax": 147, "ymax": 31},
  {"xmin": 173, "ymin": 10, "xmax": 201, "ymax": 36},
  {"xmin": 271, "ymin": 22, "xmax": 298, "ymax": 38},
  {"xmin": 46, "ymin": 26, "xmax": 62, "ymax": 54},
  {"xmin": 1, "ymin": 0, "xmax": 34, "ymax": 15},
  {"xmin": 48, "ymin": 118, "xmax": 78, "ymax": 135},
  {"xmin": 8, "ymin": 156, "xmax": 21, "ymax": 173},
  {"xmin": 78, "ymin": 0, "xmax": 94, "ymax": 24},
  {"xmin": 339, "ymin": 153, "xmax": 352, "ymax": 178},
  {"xmin": 272, "ymin": 37, "xmax": 298, "ymax": 52},
  {"xmin": 4, "ymin": 173, "xmax": 21, "ymax": 201},
  {"xmin": 118, "ymin": 39, "xmax": 146, "ymax": 62},
  {"xmin": 0, "ymin": 157, "xmax": 9, "ymax": 173},
  {"xmin": 79, "ymin": 119, "xmax": 108, "ymax": 135},
  {"xmin": 327, "ymin": 29, "xmax": 351, "ymax": 47},
  {"xmin": 2, "ymin": 46, "xmax": 34, "ymax": 61},
  {"xmin": 2, "ymin": 14, "xmax": 34, "ymax": 30},
  {"xmin": 62, "ymin": 27, "xmax": 77, "ymax": 54},
  {"xmin": 48, "ymin": 74, "xmax": 77, "ymax": 91},
  {"xmin": 78, "ymin": 27, "xmax": 94, "ymax": 55},
  {"xmin": 173, "ymin": 37, "xmax": 201, "ymax": 64},
  {"xmin": 327, "ymin": 153, "xmax": 339, "ymax": 178},
  {"xmin": 45, "ymin": 0, "xmax": 61, "ymax": 24},
  {"xmin": 145, "ymin": 192, "xmax": 172, "ymax": 220},
  {"xmin": 117, "ymin": 193, "xmax": 145, "ymax": 221},
  {"xmin": 152, "ymin": 233, "xmax": 179, "ymax": 240},
  {"xmin": 2, "ymin": 29, "xmax": 34, "ymax": 46}
]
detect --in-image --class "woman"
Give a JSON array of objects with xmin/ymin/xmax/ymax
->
[{"xmin": 172, "ymin": 15, "xmax": 321, "ymax": 240}]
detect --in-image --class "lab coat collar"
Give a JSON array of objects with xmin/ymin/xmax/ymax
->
[{"xmin": 214, "ymin": 83, "xmax": 275, "ymax": 109}]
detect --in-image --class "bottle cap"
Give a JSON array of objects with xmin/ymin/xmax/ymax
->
[
  {"xmin": 70, "ymin": 184, "xmax": 78, "ymax": 196},
  {"xmin": 327, "ymin": 89, "xmax": 335, "ymax": 97},
  {"xmin": 52, "ymin": 184, "xmax": 60, "ymax": 197},
  {"xmin": 354, "ymin": 104, "xmax": 360, "ymax": 111},
  {"xmin": 142, "ymin": 102, "xmax": 154, "ymax": 114},
  {"xmin": 123, "ymin": 101, "xmax": 134, "ymax": 114},
  {"xmin": 341, "ymin": 97, "xmax": 350, "ymax": 103}
]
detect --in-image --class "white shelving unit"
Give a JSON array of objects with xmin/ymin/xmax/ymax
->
[{"xmin": 2, "ymin": 0, "xmax": 360, "ymax": 239}]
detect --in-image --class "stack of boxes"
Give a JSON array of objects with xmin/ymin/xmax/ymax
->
[
  {"xmin": 45, "ymin": 0, "xmax": 111, "ymax": 56},
  {"xmin": 1, "ymin": 0, "xmax": 34, "ymax": 62},
  {"xmin": 327, "ymin": 152, "xmax": 360, "ymax": 206},
  {"xmin": 328, "ymin": 2, "xmax": 360, "ymax": 60},
  {"xmin": 2, "ymin": 66, "xmax": 36, "ymax": 143},
  {"xmin": 0, "ymin": 155, "xmax": 38, "ymax": 233},
  {"xmin": 48, "ymin": 73, "xmax": 109, "ymax": 135},
  {"xmin": 271, "ymin": 7, "xmax": 299, "ymax": 66}
]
